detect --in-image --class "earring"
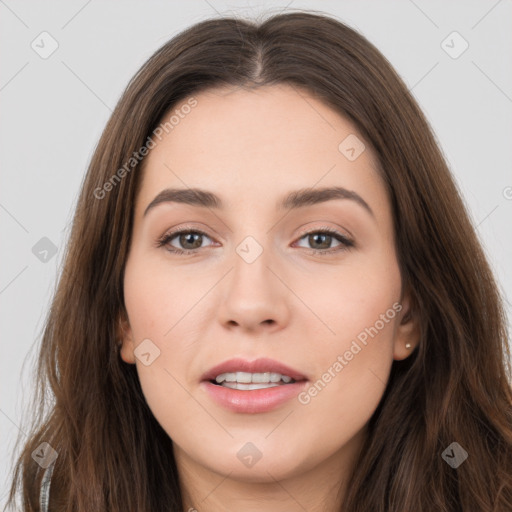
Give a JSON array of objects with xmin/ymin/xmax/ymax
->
[{"xmin": 405, "ymin": 343, "xmax": 411, "ymax": 349}]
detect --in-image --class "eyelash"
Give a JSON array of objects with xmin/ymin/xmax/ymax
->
[{"xmin": 155, "ymin": 226, "xmax": 354, "ymax": 256}]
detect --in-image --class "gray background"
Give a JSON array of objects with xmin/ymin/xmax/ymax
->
[{"xmin": 1, "ymin": 0, "xmax": 511, "ymax": 506}]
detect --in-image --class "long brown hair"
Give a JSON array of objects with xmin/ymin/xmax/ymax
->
[{"xmin": 6, "ymin": 9, "xmax": 512, "ymax": 511}]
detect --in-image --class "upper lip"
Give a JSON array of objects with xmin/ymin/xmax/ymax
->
[{"xmin": 201, "ymin": 357, "xmax": 308, "ymax": 382}]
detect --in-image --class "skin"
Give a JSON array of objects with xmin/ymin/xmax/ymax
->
[{"xmin": 118, "ymin": 83, "xmax": 419, "ymax": 512}]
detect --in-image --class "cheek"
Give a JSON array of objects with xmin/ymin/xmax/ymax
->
[
  {"xmin": 295, "ymin": 312, "xmax": 397, "ymax": 454},
  {"xmin": 293, "ymin": 256, "xmax": 400, "ymax": 426},
  {"xmin": 289, "ymin": 251, "xmax": 401, "ymax": 347},
  {"xmin": 122, "ymin": 256, "xmax": 206, "ymax": 423},
  {"xmin": 123, "ymin": 253, "xmax": 211, "ymax": 340}
]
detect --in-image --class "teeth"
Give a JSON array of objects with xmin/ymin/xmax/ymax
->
[
  {"xmin": 221, "ymin": 382, "xmax": 281, "ymax": 390},
  {"xmin": 252, "ymin": 372, "xmax": 270, "ymax": 383},
  {"xmin": 236, "ymin": 371, "xmax": 252, "ymax": 383},
  {"xmin": 214, "ymin": 371, "xmax": 294, "ymax": 384}
]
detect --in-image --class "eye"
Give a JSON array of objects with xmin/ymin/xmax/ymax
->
[
  {"xmin": 156, "ymin": 226, "xmax": 354, "ymax": 256},
  {"xmin": 294, "ymin": 227, "xmax": 354, "ymax": 255},
  {"xmin": 156, "ymin": 229, "xmax": 215, "ymax": 255}
]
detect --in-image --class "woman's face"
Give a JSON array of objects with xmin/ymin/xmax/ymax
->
[{"xmin": 120, "ymin": 83, "xmax": 417, "ymax": 486}]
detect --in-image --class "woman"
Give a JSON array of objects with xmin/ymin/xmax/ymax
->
[{"xmin": 6, "ymin": 9, "xmax": 512, "ymax": 512}]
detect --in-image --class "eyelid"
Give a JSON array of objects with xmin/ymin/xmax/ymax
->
[
  {"xmin": 295, "ymin": 223, "xmax": 353, "ymax": 241},
  {"xmin": 157, "ymin": 222, "xmax": 219, "ymax": 242}
]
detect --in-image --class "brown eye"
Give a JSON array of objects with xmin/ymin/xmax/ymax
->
[
  {"xmin": 177, "ymin": 232, "xmax": 204, "ymax": 250},
  {"xmin": 157, "ymin": 227, "xmax": 353, "ymax": 256},
  {"xmin": 295, "ymin": 229, "xmax": 354, "ymax": 254},
  {"xmin": 307, "ymin": 233, "xmax": 333, "ymax": 250},
  {"xmin": 157, "ymin": 229, "xmax": 213, "ymax": 254}
]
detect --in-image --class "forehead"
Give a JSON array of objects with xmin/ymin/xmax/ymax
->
[{"xmin": 135, "ymin": 83, "xmax": 385, "ymax": 217}]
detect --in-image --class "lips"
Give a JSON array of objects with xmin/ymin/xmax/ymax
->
[
  {"xmin": 201, "ymin": 357, "xmax": 308, "ymax": 383},
  {"xmin": 199, "ymin": 357, "xmax": 309, "ymax": 413}
]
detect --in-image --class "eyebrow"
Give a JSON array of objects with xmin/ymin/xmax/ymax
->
[{"xmin": 143, "ymin": 186, "xmax": 374, "ymax": 217}]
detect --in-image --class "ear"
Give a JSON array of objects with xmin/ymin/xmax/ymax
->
[
  {"xmin": 393, "ymin": 290, "xmax": 421, "ymax": 361},
  {"xmin": 116, "ymin": 310, "xmax": 136, "ymax": 364}
]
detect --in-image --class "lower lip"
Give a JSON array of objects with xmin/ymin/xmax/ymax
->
[{"xmin": 201, "ymin": 380, "xmax": 308, "ymax": 414}]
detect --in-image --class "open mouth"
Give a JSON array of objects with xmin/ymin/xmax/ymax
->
[{"xmin": 201, "ymin": 361, "xmax": 309, "ymax": 413}]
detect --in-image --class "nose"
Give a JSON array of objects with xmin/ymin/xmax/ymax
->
[{"xmin": 216, "ymin": 240, "xmax": 291, "ymax": 334}]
